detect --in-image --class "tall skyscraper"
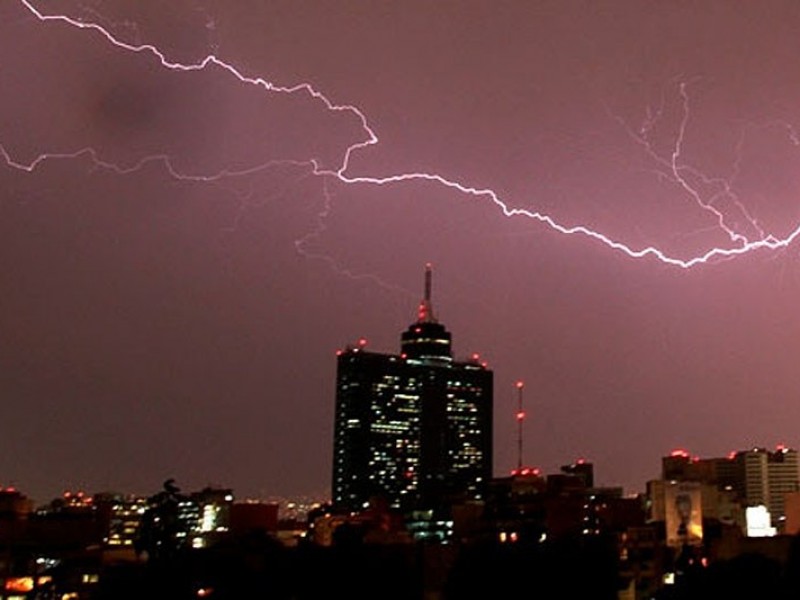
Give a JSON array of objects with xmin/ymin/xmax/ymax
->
[
  {"xmin": 767, "ymin": 446, "xmax": 800, "ymax": 529},
  {"xmin": 332, "ymin": 265, "xmax": 493, "ymax": 512}
]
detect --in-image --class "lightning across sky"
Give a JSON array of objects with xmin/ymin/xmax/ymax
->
[
  {"xmin": 6, "ymin": 0, "xmax": 800, "ymax": 270},
  {"xmin": 8, "ymin": 0, "xmax": 800, "ymax": 505}
]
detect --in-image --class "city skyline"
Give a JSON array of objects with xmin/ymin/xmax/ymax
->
[
  {"xmin": 6, "ymin": 441, "xmax": 799, "ymax": 513},
  {"xmin": 3, "ymin": 1, "xmax": 800, "ymax": 504}
]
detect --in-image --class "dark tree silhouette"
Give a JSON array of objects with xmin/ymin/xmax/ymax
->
[{"xmin": 135, "ymin": 479, "xmax": 187, "ymax": 563}]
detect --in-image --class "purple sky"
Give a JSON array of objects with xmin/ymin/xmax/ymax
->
[{"xmin": 3, "ymin": 1, "xmax": 800, "ymax": 504}]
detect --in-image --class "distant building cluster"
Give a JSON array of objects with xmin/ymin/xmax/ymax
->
[
  {"xmin": 0, "ymin": 483, "xmax": 280, "ymax": 598},
  {"xmin": 652, "ymin": 446, "xmax": 800, "ymax": 537},
  {"xmin": 2, "ymin": 439, "xmax": 798, "ymax": 599}
]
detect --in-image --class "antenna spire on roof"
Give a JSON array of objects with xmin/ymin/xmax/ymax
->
[{"xmin": 417, "ymin": 263, "xmax": 437, "ymax": 323}]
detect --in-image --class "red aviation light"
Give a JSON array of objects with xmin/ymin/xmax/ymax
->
[
  {"xmin": 670, "ymin": 449, "xmax": 690, "ymax": 458},
  {"xmin": 516, "ymin": 411, "xmax": 525, "ymax": 421},
  {"xmin": 512, "ymin": 467, "xmax": 541, "ymax": 477},
  {"xmin": 515, "ymin": 380, "xmax": 524, "ymax": 389}
]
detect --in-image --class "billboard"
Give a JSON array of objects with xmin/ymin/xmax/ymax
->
[
  {"xmin": 664, "ymin": 481, "xmax": 703, "ymax": 547},
  {"xmin": 745, "ymin": 505, "xmax": 776, "ymax": 537}
]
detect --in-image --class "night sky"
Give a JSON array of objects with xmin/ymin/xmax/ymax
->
[{"xmin": 3, "ymin": 1, "xmax": 800, "ymax": 504}]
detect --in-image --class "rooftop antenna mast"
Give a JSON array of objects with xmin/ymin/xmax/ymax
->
[
  {"xmin": 418, "ymin": 262, "xmax": 436, "ymax": 323},
  {"xmin": 515, "ymin": 381, "xmax": 525, "ymax": 471}
]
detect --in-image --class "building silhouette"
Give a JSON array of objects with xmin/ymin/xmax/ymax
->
[
  {"xmin": 332, "ymin": 265, "xmax": 493, "ymax": 512},
  {"xmin": 722, "ymin": 446, "xmax": 800, "ymax": 531},
  {"xmin": 657, "ymin": 446, "xmax": 800, "ymax": 533}
]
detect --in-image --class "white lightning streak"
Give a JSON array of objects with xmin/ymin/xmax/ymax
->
[{"xmin": 7, "ymin": 0, "xmax": 800, "ymax": 270}]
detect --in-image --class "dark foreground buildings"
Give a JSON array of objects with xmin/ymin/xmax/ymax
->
[{"xmin": 332, "ymin": 265, "xmax": 493, "ymax": 513}]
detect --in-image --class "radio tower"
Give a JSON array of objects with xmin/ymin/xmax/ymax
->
[{"xmin": 515, "ymin": 380, "xmax": 525, "ymax": 471}]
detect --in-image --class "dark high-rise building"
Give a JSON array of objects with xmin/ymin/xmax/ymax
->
[
  {"xmin": 560, "ymin": 459, "xmax": 595, "ymax": 488},
  {"xmin": 332, "ymin": 265, "xmax": 493, "ymax": 512}
]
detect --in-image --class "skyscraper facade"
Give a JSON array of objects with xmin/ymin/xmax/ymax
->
[
  {"xmin": 767, "ymin": 446, "xmax": 800, "ymax": 529},
  {"xmin": 332, "ymin": 266, "xmax": 493, "ymax": 512}
]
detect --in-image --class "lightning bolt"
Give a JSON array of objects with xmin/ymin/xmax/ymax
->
[
  {"xmin": 292, "ymin": 178, "xmax": 415, "ymax": 296},
  {"xmin": 6, "ymin": 0, "xmax": 800, "ymax": 270},
  {"xmin": 610, "ymin": 79, "xmax": 764, "ymax": 246}
]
